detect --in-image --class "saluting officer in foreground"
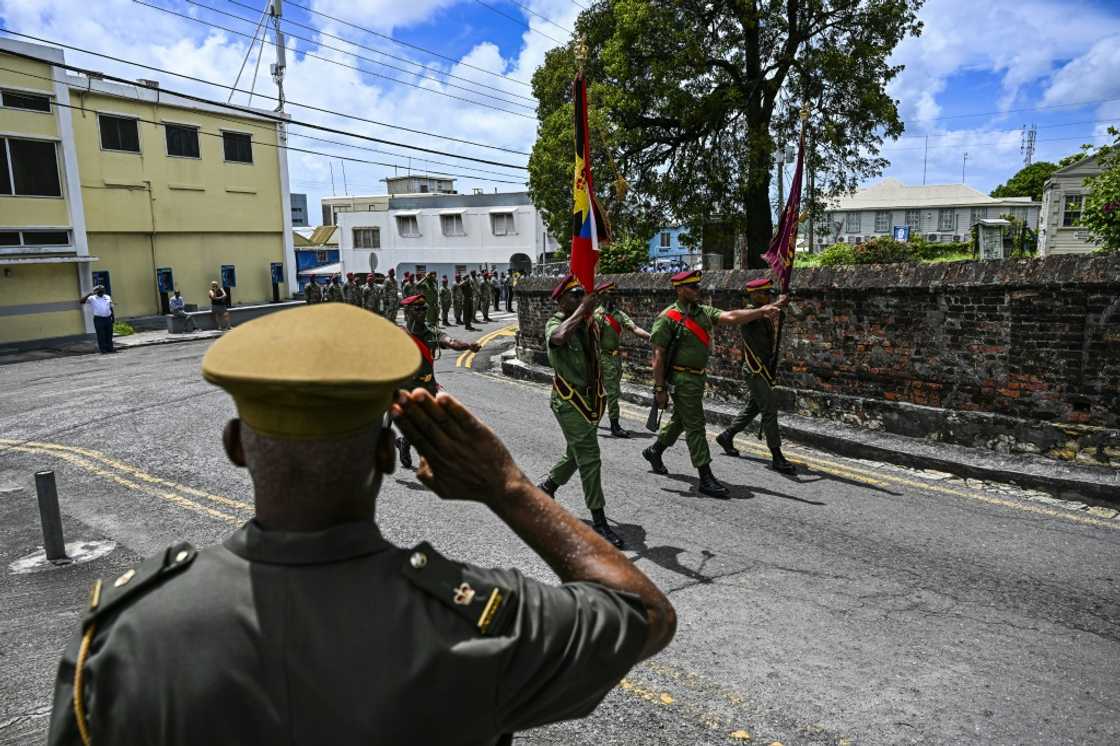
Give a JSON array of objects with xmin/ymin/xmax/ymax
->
[
  {"xmin": 642, "ymin": 270, "xmax": 783, "ymax": 497},
  {"xmin": 48, "ymin": 303, "xmax": 674, "ymax": 746},
  {"xmin": 716, "ymin": 278, "xmax": 796, "ymax": 474},
  {"xmin": 593, "ymin": 282, "xmax": 651, "ymax": 438},
  {"xmin": 536, "ymin": 274, "xmax": 626, "ymax": 549},
  {"xmin": 395, "ymin": 294, "xmax": 480, "ymax": 470}
]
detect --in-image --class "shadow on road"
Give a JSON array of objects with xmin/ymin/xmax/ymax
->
[
  {"xmin": 583, "ymin": 520, "xmax": 719, "ymax": 585},
  {"xmin": 717, "ymin": 450, "xmax": 901, "ymax": 497},
  {"xmin": 658, "ymin": 471, "xmax": 826, "ymax": 506}
]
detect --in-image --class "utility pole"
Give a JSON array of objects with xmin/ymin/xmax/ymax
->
[
  {"xmin": 962, "ymin": 152, "xmax": 969, "ymax": 183},
  {"xmin": 269, "ymin": 0, "xmax": 287, "ymax": 111},
  {"xmin": 922, "ymin": 135, "xmax": 928, "ymax": 185},
  {"xmin": 329, "ymin": 162, "xmax": 336, "ymax": 196},
  {"xmin": 1021, "ymin": 124, "xmax": 1037, "ymax": 166}
]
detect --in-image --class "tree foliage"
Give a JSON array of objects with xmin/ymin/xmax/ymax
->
[
  {"xmin": 528, "ymin": 0, "xmax": 924, "ymax": 268},
  {"xmin": 990, "ymin": 162, "xmax": 1057, "ymax": 201},
  {"xmin": 597, "ymin": 234, "xmax": 650, "ymax": 273},
  {"xmin": 1082, "ymin": 127, "xmax": 1120, "ymax": 250}
]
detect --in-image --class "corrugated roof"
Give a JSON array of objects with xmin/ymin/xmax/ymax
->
[
  {"xmin": 308, "ymin": 225, "xmax": 338, "ymax": 245},
  {"xmin": 829, "ymin": 179, "xmax": 1040, "ymax": 210}
]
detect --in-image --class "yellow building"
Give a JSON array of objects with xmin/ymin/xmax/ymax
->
[{"xmin": 0, "ymin": 39, "xmax": 294, "ymax": 346}]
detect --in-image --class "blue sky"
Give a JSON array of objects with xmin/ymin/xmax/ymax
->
[{"xmin": 2, "ymin": 0, "xmax": 1119, "ymax": 223}]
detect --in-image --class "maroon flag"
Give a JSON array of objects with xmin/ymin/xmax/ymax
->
[{"xmin": 763, "ymin": 124, "xmax": 805, "ymax": 293}]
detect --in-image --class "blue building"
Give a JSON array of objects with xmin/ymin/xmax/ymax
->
[{"xmin": 646, "ymin": 226, "xmax": 692, "ymax": 270}]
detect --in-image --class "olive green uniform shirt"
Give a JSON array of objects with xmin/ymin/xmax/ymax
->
[
  {"xmin": 304, "ymin": 282, "xmax": 322, "ymax": 304},
  {"xmin": 649, "ymin": 302, "xmax": 723, "ymax": 370},
  {"xmin": 49, "ymin": 521, "xmax": 649, "ymax": 746},
  {"xmin": 545, "ymin": 311, "xmax": 596, "ymax": 392},
  {"xmin": 325, "ymin": 283, "xmax": 345, "ymax": 303},
  {"xmin": 593, "ymin": 307, "xmax": 637, "ymax": 353}
]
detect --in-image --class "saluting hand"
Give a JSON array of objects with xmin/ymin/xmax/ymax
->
[
  {"xmin": 469, "ymin": 342, "xmax": 482, "ymax": 352},
  {"xmin": 761, "ymin": 304, "xmax": 782, "ymax": 321},
  {"xmin": 391, "ymin": 389, "xmax": 527, "ymax": 506}
]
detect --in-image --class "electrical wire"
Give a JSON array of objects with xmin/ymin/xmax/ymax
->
[
  {"xmin": 501, "ymin": 0, "xmax": 575, "ymax": 35},
  {"xmin": 221, "ymin": 0, "xmax": 537, "ymax": 104},
  {"xmin": 228, "ymin": 0, "xmax": 269, "ymax": 101},
  {"xmin": 0, "ymin": 28, "xmax": 532, "ymax": 162},
  {"xmin": 473, "ymin": 0, "xmax": 566, "ymax": 45},
  {"xmin": 286, "ymin": 132, "xmax": 525, "ymax": 179},
  {"xmin": 0, "ymin": 65, "xmax": 527, "ymax": 184},
  {"xmin": 281, "ymin": 0, "xmax": 532, "ymax": 89},
  {"xmin": 893, "ymin": 118, "xmax": 1120, "ymax": 142},
  {"xmin": 135, "ymin": 0, "xmax": 537, "ymax": 118}
]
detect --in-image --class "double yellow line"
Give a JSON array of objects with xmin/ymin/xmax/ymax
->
[
  {"xmin": 0, "ymin": 438, "xmax": 249, "ymax": 525},
  {"xmin": 455, "ymin": 324, "xmax": 518, "ymax": 368}
]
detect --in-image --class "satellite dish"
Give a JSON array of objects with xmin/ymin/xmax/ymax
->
[{"xmin": 368, "ymin": 253, "xmax": 378, "ymax": 272}]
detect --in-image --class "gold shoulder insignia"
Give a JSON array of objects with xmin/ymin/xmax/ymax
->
[{"xmin": 402, "ymin": 542, "xmax": 517, "ymax": 636}]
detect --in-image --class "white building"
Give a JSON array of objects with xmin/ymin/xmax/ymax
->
[
  {"xmin": 1038, "ymin": 153, "xmax": 1105, "ymax": 257},
  {"xmin": 336, "ymin": 186, "xmax": 554, "ymax": 278},
  {"xmin": 819, "ymin": 179, "xmax": 1040, "ymax": 249}
]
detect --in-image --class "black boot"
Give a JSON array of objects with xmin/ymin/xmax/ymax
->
[
  {"xmin": 591, "ymin": 509, "xmax": 625, "ymax": 549},
  {"xmin": 537, "ymin": 477, "xmax": 559, "ymax": 498},
  {"xmin": 770, "ymin": 449, "xmax": 796, "ymax": 475},
  {"xmin": 610, "ymin": 419, "xmax": 630, "ymax": 438},
  {"xmin": 697, "ymin": 464, "xmax": 729, "ymax": 498},
  {"xmin": 642, "ymin": 442, "xmax": 669, "ymax": 475},
  {"xmin": 715, "ymin": 429, "xmax": 740, "ymax": 456},
  {"xmin": 396, "ymin": 436, "xmax": 413, "ymax": 470}
]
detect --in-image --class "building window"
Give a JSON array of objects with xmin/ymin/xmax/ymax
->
[
  {"xmin": 492, "ymin": 212, "xmax": 516, "ymax": 236},
  {"xmin": 1061, "ymin": 195, "xmax": 1083, "ymax": 227},
  {"xmin": 874, "ymin": 211, "xmax": 891, "ymax": 233},
  {"xmin": 353, "ymin": 227, "xmax": 381, "ymax": 249},
  {"xmin": 396, "ymin": 215, "xmax": 420, "ymax": 237},
  {"xmin": 2, "ymin": 90, "xmax": 51, "ymax": 113},
  {"xmin": 455, "ymin": 264, "xmax": 467, "ymax": 274},
  {"xmin": 0, "ymin": 137, "xmax": 62, "ymax": 197},
  {"xmin": 905, "ymin": 209, "xmax": 922, "ymax": 229},
  {"xmin": 222, "ymin": 132, "xmax": 253, "ymax": 163},
  {"xmin": 969, "ymin": 207, "xmax": 986, "ymax": 225},
  {"xmin": 419, "ymin": 184, "xmax": 429, "ymax": 193},
  {"xmin": 659, "ymin": 231, "xmax": 672, "ymax": 249},
  {"xmin": 99, "ymin": 115, "xmax": 140, "ymax": 153},
  {"xmin": 165, "ymin": 124, "xmax": 200, "ymax": 158},
  {"xmin": 316, "ymin": 250, "xmax": 330, "ymax": 263},
  {"xmin": 0, "ymin": 229, "xmax": 70, "ymax": 247},
  {"xmin": 441, "ymin": 214, "xmax": 466, "ymax": 236},
  {"xmin": 938, "ymin": 209, "xmax": 956, "ymax": 232},
  {"xmin": 844, "ymin": 213, "xmax": 861, "ymax": 233}
]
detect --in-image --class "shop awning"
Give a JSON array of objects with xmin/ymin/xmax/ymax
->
[
  {"xmin": 0, "ymin": 255, "xmax": 100, "ymax": 266},
  {"xmin": 298, "ymin": 262, "xmax": 341, "ymax": 276}
]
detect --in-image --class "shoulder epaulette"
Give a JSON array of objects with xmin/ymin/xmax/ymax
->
[
  {"xmin": 82, "ymin": 542, "xmax": 198, "ymax": 630},
  {"xmin": 401, "ymin": 542, "xmax": 517, "ymax": 637}
]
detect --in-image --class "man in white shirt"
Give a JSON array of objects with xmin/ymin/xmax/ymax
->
[
  {"xmin": 80, "ymin": 285, "xmax": 116, "ymax": 353},
  {"xmin": 168, "ymin": 290, "xmax": 198, "ymax": 332}
]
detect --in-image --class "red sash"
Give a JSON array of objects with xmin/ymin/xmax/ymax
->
[
  {"xmin": 603, "ymin": 312, "xmax": 621, "ymax": 336},
  {"xmin": 665, "ymin": 308, "xmax": 711, "ymax": 348},
  {"xmin": 411, "ymin": 335, "xmax": 434, "ymax": 365}
]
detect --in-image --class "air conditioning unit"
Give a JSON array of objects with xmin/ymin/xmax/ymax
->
[
  {"xmin": 927, "ymin": 234, "xmax": 938, "ymax": 242},
  {"xmin": 953, "ymin": 235, "xmax": 961, "ymax": 242}
]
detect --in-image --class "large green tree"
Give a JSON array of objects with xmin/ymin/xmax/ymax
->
[
  {"xmin": 1082, "ymin": 127, "xmax": 1120, "ymax": 251},
  {"xmin": 990, "ymin": 161, "xmax": 1058, "ymax": 201},
  {"xmin": 529, "ymin": 0, "xmax": 924, "ymax": 267}
]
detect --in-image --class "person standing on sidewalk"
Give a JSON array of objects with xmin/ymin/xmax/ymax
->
[
  {"xmin": 208, "ymin": 281, "xmax": 232, "ymax": 331},
  {"xmin": 715, "ymin": 278, "xmax": 795, "ymax": 474},
  {"xmin": 536, "ymin": 275, "xmax": 625, "ymax": 549},
  {"xmin": 641, "ymin": 270, "xmax": 783, "ymax": 498},
  {"xmin": 48, "ymin": 302, "xmax": 674, "ymax": 746},
  {"xmin": 593, "ymin": 282, "xmax": 651, "ymax": 438},
  {"xmin": 80, "ymin": 285, "xmax": 116, "ymax": 353}
]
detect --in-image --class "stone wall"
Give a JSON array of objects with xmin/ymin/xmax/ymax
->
[{"xmin": 515, "ymin": 255, "xmax": 1120, "ymax": 469}]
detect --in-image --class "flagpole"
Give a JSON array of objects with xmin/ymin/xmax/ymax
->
[{"xmin": 768, "ymin": 105, "xmax": 810, "ymax": 378}]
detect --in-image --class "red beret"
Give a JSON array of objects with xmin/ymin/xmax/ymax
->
[
  {"xmin": 400, "ymin": 294, "xmax": 426, "ymax": 306},
  {"xmin": 745, "ymin": 277, "xmax": 773, "ymax": 291},
  {"xmin": 594, "ymin": 281, "xmax": 617, "ymax": 293},
  {"xmin": 346, "ymin": 272, "xmax": 355, "ymax": 279},
  {"xmin": 671, "ymin": 270, "xmax": 702, "ymax": 287},
  {"xmin": 550, "ymin": 273, "xmax": 583, "ymax": 300}
]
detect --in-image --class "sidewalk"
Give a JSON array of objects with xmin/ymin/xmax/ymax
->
[
  {"xmin": 113, "ymin": 329, "xmax": 224, "ymax": 349},
  {"xmin": 500, "ymin": 354, "xmax": 1120, "ymax": 507}
]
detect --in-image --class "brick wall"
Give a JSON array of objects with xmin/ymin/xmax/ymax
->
[{"xmin": 515, "ymin": 255, "xmax": 1120, "ymax": 468}]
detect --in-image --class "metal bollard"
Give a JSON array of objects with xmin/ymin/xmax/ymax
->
[{"xmin": 34, "ymin": 470, "xmax": 69, "ymax": 563}]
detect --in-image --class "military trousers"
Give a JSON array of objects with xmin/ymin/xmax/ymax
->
[
  {"xmin": 726, "ymin": 373, "xmax": 781, "ymax": 452},
  {"xmin": 656, "ymin": 371, "xmax": 711, "ymax": 468},
  {"xmin": 600, "ymin": 352, "xmax": 623, "ymax": 420},
  {"xmin": 441, "ymin": 303, "xmax": 452, "ymax": 326},
  {"xmin": 547, "ymin": 394, "xmax": 605, "ymax": 511},
  {"xmin": 452, "ymin": 299, "xmax": 462, "ymax": 324},
  {"xmin": 384, "ymin": 300, "xmax": 399, "ymax": 324},
  {"xmin": 464, "ymin": 298, "xmax": 475, "ymax": 325}
]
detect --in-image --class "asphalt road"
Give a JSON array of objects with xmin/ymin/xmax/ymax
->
[{"xmin": 1, "ymin": 311, "xmax": 1118, "ymax": 745}]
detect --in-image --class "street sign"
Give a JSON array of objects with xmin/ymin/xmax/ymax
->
[
  {"xmin": 270, "ymin": 262, "xmax": 284, "ymax": 285},
  {"xmin": 892, "ymin": 225, "xmax": 910, "ymax": 241},
  {"xmin": 220, "ymin": 264, "xmax": 237, "ymax": 288},
  {"xmin": 156, "ymin": 267, "xmax": 174, "ymax": 293}
]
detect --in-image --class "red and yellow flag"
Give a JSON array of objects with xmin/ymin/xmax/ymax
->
[{"xmin": 570, "ymin": 72, "xmax": 611, "ymax": 290}]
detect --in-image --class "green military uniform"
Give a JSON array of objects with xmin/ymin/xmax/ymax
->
[
  {"xmin": 418, "ymin": 276, "xmax": 440, "ymax": 328},
  {"xmin": 383, "ymin": 276, "xmax": 400, "ymax": 322},
  {"xmin": 451, "ymin": 279, "xmax": 464, "ymax": 324},
  {"xmin": 325, "ymin": 281, "xmax": 344, "ymax": 303},
  {"xmin": 439, "ymin": 284, "xmax": 453, "ymax": 326},
  {"xmin": 304, "ymin": 281, "xmax": 322, "ymax": 304},
  {"xmin": 593, "ymin": 305, "xmax": 639, "ymax": 422},
  {"xmin": 344, "ymin": 280, "xmax": 362, "ymax": 307},
  {"xmin": 402, "ymin": 279, "xmax": 417, "ymax": 299},
  {"xmin": 545, "ymin": 311, "xmax": 605, "ymax": 511},
  {"xmin": 464, "ymin": 275, "xmax": 478, "ymax": 326},
  {"xmin": 49, "ymin": 303, "xmax": 649, "ymax": 745},
  {"xmin": 364, "ymin": 280, "xmax": 383, "ymax": 315},
  {"xmin": 723, "ymin": 310, "xmax": 781, "ymax": 450},
  {"xmin": 649, "ymin": 301, "xmax": 723, "ymax": 468},
  {"xmin": 480, "ymin": 277, "xmax": 492, "ymax": 321}
]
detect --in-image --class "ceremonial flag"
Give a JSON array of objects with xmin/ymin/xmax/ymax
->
[
  {"xmin": 570, "ymin": 72, "xmax": 611, "ymax": 291},
  {"xmin": 763, "ymin": 123, "xmax": 806, "ymax": 293}
]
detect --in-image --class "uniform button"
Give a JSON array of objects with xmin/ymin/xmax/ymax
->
[
  {"xmin": 175, "ymin": 550, "xmax": 189, "ymax": 563},
  {"xmin": 410, "ymin": 551, "xmax": 428, "ymax": 569},
  {"xmin": 114, "ymin": 568, "xmax": 136, "ymax": 587}
]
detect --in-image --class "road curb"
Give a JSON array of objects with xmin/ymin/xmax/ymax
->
[{"xmin": 500, "ymin": 355, "xmax": 1120, "ymax": 507}]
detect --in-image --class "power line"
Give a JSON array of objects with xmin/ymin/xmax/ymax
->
[
  {"xmin": 0, "ymin": 28, "xmax": 531, "ymax": 161},
  {"xmin": 219, "ymin": 0, "xmax": 537, "ymax": 105},
  {"xmin": 501, "ymin": 0, "xmax": 575, "ymax": 35},
  {"xmin": 228, "ymin": 0, "xmax": 269, "ymax": 101},
  {"xmin": 0, "ymin": 63, "xmax": 528, "ymax": 183},
  {"xmin": 286, "ymin": 132, "xmax": 525, "ymax": 179},
  {"xmin": 918, "ymin": 96, "xmax": 1120, "ymax": 123},
  {"xmin": 281, "ymin": 0, "xmax": 531, "ymax": 89},
  {"xmin": 894, "ymin": 117, "xmax": 1120, "ymax": 142},
  {"xmin": 884, "ymin": 131, "xmax": 1114, "ymax": 154},
  {"xmin": 473, "ymin": 0, "xmax": 566, "ymax": 45},
  {"xmin": 135, "ymin": 0, "xmax": 537, "ymax": 118}
]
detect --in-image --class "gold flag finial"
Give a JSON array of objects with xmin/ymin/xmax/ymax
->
[
  {"xmin": 799, "ymin": 104, "xmax": 810, "ymax": 122},
  {"xmin": 576, "ymin": 36, "xmax": 589, "ymax": 67}
]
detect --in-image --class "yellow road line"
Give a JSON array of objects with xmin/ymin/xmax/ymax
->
[
  {"xmin": 456, "ymin": 324, "xmax": 517, "ymax": 368},
  {"xmin": 5, "ymin": 444, "xmax": 242, "ymax": 525}
]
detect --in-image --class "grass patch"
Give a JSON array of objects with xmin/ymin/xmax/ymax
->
[{"xmin": 112, "ymin": 321, "xmax": 135, "ymax": 336}]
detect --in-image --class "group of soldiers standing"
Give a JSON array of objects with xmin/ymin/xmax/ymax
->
[
  {"xmin": 304, "ymin": 268, "xmax": 517, "ymax": 331},
  {"xmin": 538, "ymin": 270, "xmax": 793, "ymax": 549}
]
